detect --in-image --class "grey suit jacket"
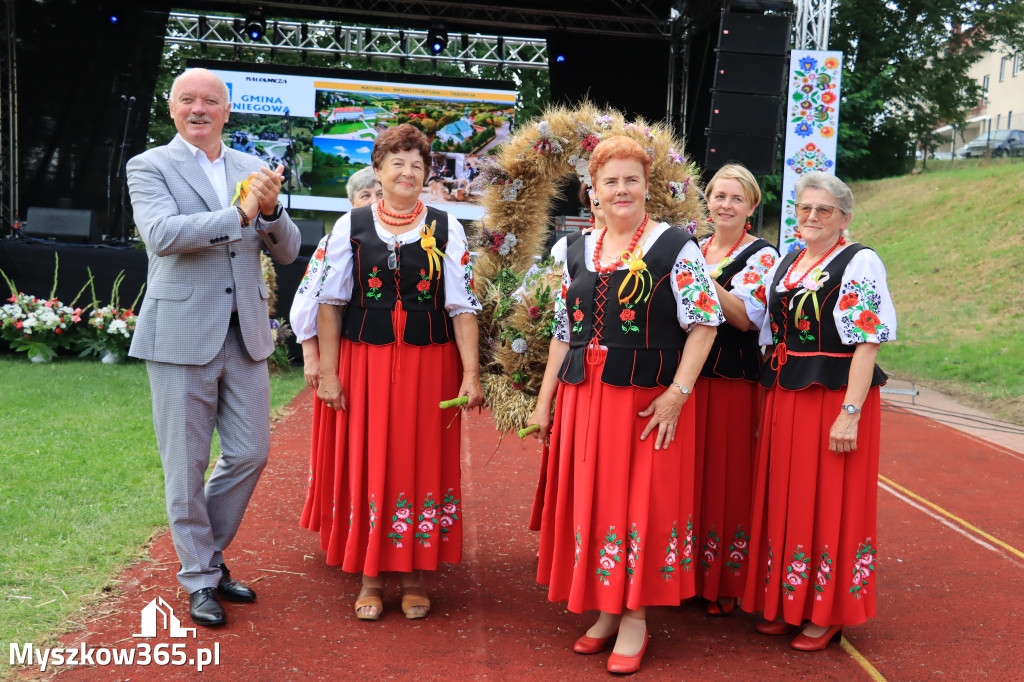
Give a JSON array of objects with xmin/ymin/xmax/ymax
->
[{"xmin": 126, "ymin": 134, "xmax": 301, "ymax": 365}]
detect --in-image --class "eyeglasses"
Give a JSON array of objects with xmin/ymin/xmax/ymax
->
[
  {"xmin": 386, "ymin": 238, "xmax": 399, "ymax": 271},
  {"xmin": 794, "ymin": 203, "xmax": 842, "ymax": 219}
]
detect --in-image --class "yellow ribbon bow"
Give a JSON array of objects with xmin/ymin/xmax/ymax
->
[
  {"xmin": 792, "ymin": 268, "xmax": 829, "ymax": 322},
  {"xmin": 229, "ymin": 174, "xmax": 255, "ymax": 207},
  {"xmin": 419, "ymin": 220, "xmax": 447, "ymax": 281},
  {"xmin": 617, "ymin": 247, "xmax": 653, "ymax": 305}
]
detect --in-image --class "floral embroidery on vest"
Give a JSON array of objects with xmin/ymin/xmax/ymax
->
[
  {"xmin": 660, "ymin": 521, "xmax": 679, "ymax": 580},
  {"xmin": 814, "ymin": 546, "xmax": 833, "ymax": 599},
  {"xmin": 850, "ymin": 539, "xmax": 876, "ymax": 598},
  {"xmin": 415, "ymin": 493, "xmax": 439, "ymax": 546},
  {"xmin": 626, "ymin": 524, "xmax": 641, "ymax": 581},
  {"xmin": 571, "ymin": 297, "xmax": 584, "ymax": 334},
  {"xmin": 701, "ymin": 526, "xmax": 720, "ymax": 572},
  {"xmin": 796, "ymin": 311, "xmax": 815, "ymax": 342},
  {"xmin": 839, "ymin": 280, "xmax": 890, "ymax": 342},
  {"xmin": 725, "ymin": 526, "xmax": 750, "ymax": 576},
  {"xmin": 784, "ymin": 544, "xmax": 810, "ymax": 599},
  {"xmin": 387, "ymin": 493, "xmax": 412, "ymax": 547},
  {"xmin": 366, "ymin": 266, "xmax": 384, "ymax": 301},
  {"xmin": 415, "ymin": 268, "xmax": 433, "ymax": 303},
  {"xmin": 439, "ymin": 489, "xmax": 459, "ymax": 541},
  {"xmin": 619, "ymin": 303, "xmax": 639, "ymax": 333},
  {"xmin": 596, "ymin": 526, "xmax": 623, "ymax": 585}
]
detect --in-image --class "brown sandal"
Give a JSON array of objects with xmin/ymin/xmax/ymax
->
[
  {"xmin": 400, "ymin": 585, "xmax": 430, "ymax": 619},
  {"xmin": 354, "ymin": 586, "xmax": 383, "ymax": 620}
]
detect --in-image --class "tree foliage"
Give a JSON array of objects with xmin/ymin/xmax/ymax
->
[{"xmin": 831, "ymin": 0, "xmax": 1024, "ymax": 179}]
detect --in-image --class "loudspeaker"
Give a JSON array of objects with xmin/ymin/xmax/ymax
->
[
  {"xmin": 295, "ymin": 219, "xmax": 326, "ymax": 256},
  {"xmin": 709, "ymin": 93, "xmax": 783, "ymax": 135},
  {"xmin": 26, "ymin": 207, "xmax": 100, "ymax": 243},
  {"xmin": 705, "ymin": 132, "xmax": 778, "ymax": 175},
  {"xmin": 713, "ymin": 53, "xmax": 788, "ymax": 94},
  {"xmin": 718, "ymin": 13, "xmax": 791, "ymax": 55}
]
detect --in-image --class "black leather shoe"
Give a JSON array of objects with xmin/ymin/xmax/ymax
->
[
  {"xmin": 189, "ymin": 588, "xmax": 226, "ymax": 626},
  {"xmin": 215, "ymin": 563, "xmax": 256, "ymax": 602}
]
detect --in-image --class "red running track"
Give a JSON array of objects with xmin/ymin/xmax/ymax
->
[{"xmin": 36, "ymin": 389, "xmax": 1024, "ymax": 681}]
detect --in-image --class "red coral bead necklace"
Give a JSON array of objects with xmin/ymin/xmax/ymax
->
[
  {"xmin": 782, "ymin": 235, "xmax": 846, "ymax": 289},
  {"xmin": 375, "ymin": 199, "xmax": 423, "ymax": 227},
  {"xmin": 701, "ymin": 228, "xmax": 747, "ymax": 263},
  {"xmin": 593, "ymin": 213, "xmax": 649, "ymax": 274}
]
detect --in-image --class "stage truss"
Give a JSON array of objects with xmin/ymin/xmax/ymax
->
[
  {"xmin": 0, "ymin": 0, "xmax": 17, "ymax": 228},
  {"xmin": 165, "ymin": 12, "xmax": 550, "ymax": 71},
  {"xmin": 794, "ymin": 0, "xmax": 832, "ymax": 50}
]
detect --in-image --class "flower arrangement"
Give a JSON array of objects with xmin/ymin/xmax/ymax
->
[
  {"xmin": 75, "ymin": 270, "xmax": 144, "ymax": 363},
  {"xmin": 473, "ymin": 103, "xmax": 707, "ymax": 433},
  {"xmin": 0, "ymin": 255, "xmax": 86, "ymax": 362},
  {"xmin": 268, "ymin": 317, "xmax": 294, "ymax": 374}
]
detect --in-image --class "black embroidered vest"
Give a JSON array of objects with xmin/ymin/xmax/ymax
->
[
  {"xmin": 557, "ymin": 227, "xmax": 692, "ymax": 388},
  {"xmin": 341, "ymin": 205, "xmax": 454, "ymax": 346},
  {"xmin": 700, "ymin": 238, "xmax": 775, "ymax": 382},
  {"xmin": 760, "ymin": 243, "xmax": 887, "ymax": 391}
]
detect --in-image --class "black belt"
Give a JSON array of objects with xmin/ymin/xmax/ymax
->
[{"xmin": 229, "ymin": 311, "xmax": 240, "ymax": 327}]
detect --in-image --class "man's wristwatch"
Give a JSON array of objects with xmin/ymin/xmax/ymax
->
[
  {"xmin": 259, "ymin": 203, "xmax": 282, "ymax": 222},
  {"xmin": 671, "ymin": 381, "xmax": 691, "ymax": 397},
  {"xmin": 841, "ymin": 404, "xmax": 862, "ymax": 415}
]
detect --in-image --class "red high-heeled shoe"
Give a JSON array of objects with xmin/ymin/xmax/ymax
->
[
  {"xmin": 573, "ymin": 632, "xmax": 615, "ymax": 655},
  {"xmin": 706, "ymin": 597, "xmax": 736, "ymax": 616},
  {"xmin": 790, "ymin": 624, "xmax": 843, "ymax": 651},
  {"xmin": 755, "ymin": 619, "xmax": 796, "ymax": 635},
  {"xmin": 606, "ymin": 630, "xmax": 650, "ymax": 674}
]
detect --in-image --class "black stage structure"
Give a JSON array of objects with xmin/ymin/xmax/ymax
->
[{"xmin": 0, "ymin": 0, "xmax": 793, "ymax": 358}]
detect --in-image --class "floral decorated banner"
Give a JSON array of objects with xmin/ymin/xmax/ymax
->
[{"xmin": 779, "ymin": 50, "xmax": 843, "ymax": 253}]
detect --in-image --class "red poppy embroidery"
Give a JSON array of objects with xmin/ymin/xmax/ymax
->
[
  {"xmin": 461, "ymin": 250, "xmax": 471, "ymax": 266},
  {"xmin": 753, "ymin": 285, "xmax": 766, "ymax": 305},
  {"xmin": 676, "ymin": 271, "xmax": 695, "ymax": 288},
  {"xmin": 742, "ymin": 271, "xmax": 760, "ymax": 285},
  {"xmin": 759, "ymin": 254, "xmax": 775, "ymax": 267},
  {"xmin": 314, "ymin": 247, "xmax": 326, "ymax": 261},
  {"xmin": 855, "ymin": 310, "xmax": 881, "ymax": 335},
  {"xmin": 839, "ymin": 292, "xmax": 859, "ymax": 311},
  {"xmin": 695, "ymin": 291, "xmax": 718, "ymax": 314},
  {"xmin": 561, "ymin": 282, "xmax": 568, "ymax": 300}
]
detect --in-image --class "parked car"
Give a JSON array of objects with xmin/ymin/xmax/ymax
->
[{"xmin": 959, "ymin": 129, "xmax": 1024, "ymax": 158}]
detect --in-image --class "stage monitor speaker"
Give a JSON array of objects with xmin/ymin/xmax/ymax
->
[
  {"xmin": 713, "ymin": 52, "xmax": 788, "ymax": 94},
  {"xmin": 26, "ymin": 207, "xmax": 100, "ymax": 243},
  {"xmin": 708, "ymin": 93, "xmax": 782, "ymax": 135},
  {"xmin": 705, "ymin": 132, "xmax": 778, "ymax": 175},
  {"xmin": 719, "ymin": 13, "xmax": 791, "ymax": 55},
  {"xmin": 295, "ymin": 219, "xmax": 325, "ymax": 256}
]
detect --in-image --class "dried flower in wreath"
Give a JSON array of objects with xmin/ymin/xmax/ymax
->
[
  {"xmin": 669, "ymin": 179, "xmax": 690, "ymax": 200},
  {"xmin": 511, "ymin": 337, "xmax": 528, "ymax": 354},
  {"xmin": 532, "ymin": 120, "xmax": 567, "ymax": 156},
  {"xmin": 668, "ymin": 148, "xmax": 687, "ymax": 165}
]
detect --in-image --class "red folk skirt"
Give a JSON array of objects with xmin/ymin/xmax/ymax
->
[
  {"xmin": 299, "ymin": 309, "xmax": 464, "ymax": 576},
  {"xmin": 535, "ymin": 350, "xmax": 698, "ymax": 614},
  {"xmin": 692, "ymin": 376, "xmax": 760, "ymax": 602},
  {"xmin": 742, "ymin": 385, "xmax": 881, "ymax": 626}
]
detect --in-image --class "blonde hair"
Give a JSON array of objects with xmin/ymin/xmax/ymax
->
[{"xmin": 706, "ymin": 164, "xmax": 761, "ymax": 208}]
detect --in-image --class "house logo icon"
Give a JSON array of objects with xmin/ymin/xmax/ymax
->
[{"xmin": 133, "ymin": 597, "xmax": 196, "ymax": 638}]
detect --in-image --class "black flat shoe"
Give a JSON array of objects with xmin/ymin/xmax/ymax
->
[
  {"xmin": 215, "ymin": 563, "xmax": 256, "ymax": 602},
  {"xmin": 189, "ymin": 587, "xmax": 226, "ymax": 626}
]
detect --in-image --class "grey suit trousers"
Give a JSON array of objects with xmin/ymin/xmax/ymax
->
[{"xmin": 147, "ymin": 327, "xmax": 270, "ymax": 593}]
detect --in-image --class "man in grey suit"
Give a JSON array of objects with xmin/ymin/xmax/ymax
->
[{"xmin": 127, "ymin": 68, "xmax": 300, "ymax": 626}]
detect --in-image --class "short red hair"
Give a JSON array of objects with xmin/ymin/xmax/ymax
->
[
  {"xmin": 372, "ymin": 124, "xmax": 431, "ymax": 170},
  {"xmin": 588, "ymin": 135, "xmax": 651, "ymax": 184}
]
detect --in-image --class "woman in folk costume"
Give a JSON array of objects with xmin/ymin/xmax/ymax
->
[
  {"xmin": 692, "ymin": 164, "xmax": 778, "ymax": 615},
  {"xmin": 302, "ymin": 124, "xmax": 483, "ymax": 620},
  {"xmin": 526, "ymin": 136, "xmax": 722, "ymax": 674},
  {"xmin": 742, "ymin": 171, "xmax": 896, "ymax": 651}
]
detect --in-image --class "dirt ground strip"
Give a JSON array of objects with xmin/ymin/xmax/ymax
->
[{"xmin": 12, "ymin": 387, "xmax": 1022, "ymax": 681}]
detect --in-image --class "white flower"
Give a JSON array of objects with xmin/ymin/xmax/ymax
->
[
  {"xmin": 511, "ymin": 337, "xmax": 528, "ymax": 354},
  {"xmin": 497, "ymin": 232, "xmax": 517, "ymax": 256},
  {"xmin": 537, "ymin": 121, "xmax": 552, "ymax": 137}
]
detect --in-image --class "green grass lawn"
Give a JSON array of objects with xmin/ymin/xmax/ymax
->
[
  {"xmin": 321, "ymin": 121, "xmax": 370, "ymax": 135},
  {"xmin": 850, "ymin": 159, "xmax": 1024, "ymax": 422},
  {"xmin": 0, "ymin": 358, "xmax": 305, "ymax": 649}
]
